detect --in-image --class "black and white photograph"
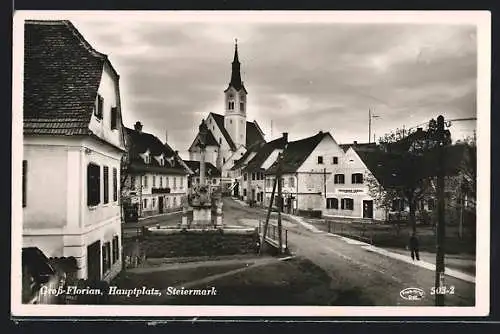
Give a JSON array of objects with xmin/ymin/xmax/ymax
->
[{"xmin": 11, "ymin": 11, "xmax": 490, "ymax": 318}]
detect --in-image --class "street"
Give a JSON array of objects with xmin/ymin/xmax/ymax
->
[{"xmin": 125, "ymin": 198, "xmax": 475, "ymax": 306}]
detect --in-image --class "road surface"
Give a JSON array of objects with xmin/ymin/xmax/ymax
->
[{"xmin": 126, "ymin": 198, "xmax": 475, "ymax": 306}]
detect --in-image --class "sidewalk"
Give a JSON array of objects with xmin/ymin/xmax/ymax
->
[{"xmin": 230, "ymin": 198, "xmax": 475, "ymax": 283}]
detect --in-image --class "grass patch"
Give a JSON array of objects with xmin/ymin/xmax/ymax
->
[
  {"xmin": 166, "ymin": 257, "xmax": 375, "ymax": 305},
  {"xmin": 110, "ymin": 263, "xmax": 247, "ymax": 290},
  {"xmin": 312, "ymin": 220, "xmax": 476, "ymax": 255}
]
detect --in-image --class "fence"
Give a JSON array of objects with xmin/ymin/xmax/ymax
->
[{"xmin": 257, "ymin": 220, "xmax": 288, "ymax": 250}]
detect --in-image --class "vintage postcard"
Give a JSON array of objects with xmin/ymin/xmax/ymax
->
[{"xmin": 11, "ymin": 10, "xmax": 490, "ymax": 318}]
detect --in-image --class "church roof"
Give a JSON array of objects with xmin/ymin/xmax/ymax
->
[
  {"xmin": 207, "ymin": 112, "xmax": 266, "ymax": 151},
  {"xmin": 210, "ymin": 112, "xmax": 237, "ymax": 151},
  {"xmin": 225, "ymin": 41, "xmax": 246, "ymax": 92}
]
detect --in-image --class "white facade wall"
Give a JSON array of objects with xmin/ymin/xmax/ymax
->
[
  {"xmin": 188, "ymin": 146, "xmax": 219, "ymax": 169},
  {"xmin": 22, "ymin": 66, "xmax": 125, "ymax": 281},
  {"xmin": 224, "ymin": 87, "xmax": 247, "ymax": 148},
  {"xmin": 324, "ymin": 147, "xmax": 385, "ymax": 220}
]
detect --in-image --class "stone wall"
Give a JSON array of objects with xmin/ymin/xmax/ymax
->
[{"xmin": 140, "ymin": 230, "xmax": 260, "ymax": 258}]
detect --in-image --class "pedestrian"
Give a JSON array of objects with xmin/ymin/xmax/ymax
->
[{"xmin": 409, "ymin": 233, "xmax": 420, "ymax": 261}]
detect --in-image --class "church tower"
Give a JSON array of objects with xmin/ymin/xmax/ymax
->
[{"xmin": 224, "ymin": 39, "xmax": 247, "ymax": 148}]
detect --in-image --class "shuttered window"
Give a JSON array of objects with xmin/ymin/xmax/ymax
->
[
  {"xmin": 334, "ymin": 174, "xmax": 345, "ymax": 184},
  {"xmin": 326, "ymin": 198, "xmax": 338, "ymax": 209},
  {"xmin": 110, "ymin": 107, "xmax": 118, "ymax": 129},
  {"xmin": 103, "ymin": 166, "xmax": 109, "ymax": 204},
  {"xmin": 341, "ymin": 198, "xmax": 354, "ymax": 210},
  {"xmin": 113, "ymin": 168, "xmax": 118, "ymax": 202},
  {"xmin": 22, "ymin": 160, "xmax": 27, "ymax": 207},
  {"xmin": 102, "ymin": 242, "xmax": 111, "ymax": 273},
  {"xmin": 112, "ymin": 236, "xmax": 119, "ymax": 263},
  {"xmin": 87, "ymin": 163, "xmax": 100, "ymax": 206},
  {"xmin": 352, "ymin": 173, "xmax": 364, "ymax": 184}
]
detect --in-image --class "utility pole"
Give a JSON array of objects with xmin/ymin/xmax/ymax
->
[
  {"xmin": 368, "ymin": 109, "xmax": 371, "ymax": 144},
  {"xmin": 259, "ymin": 153, "xmax": 283, "ymax": 255},
  {"xmin": 435, "ymin": 115, "xmax": 446, "ymax": 306},
  {"xmin": 323, "ymin": 168, "xmax": 327, "ymax": 198},
  {"xmin": 277, "ymin": 169, "xmax": 283, "ymax": 254}
]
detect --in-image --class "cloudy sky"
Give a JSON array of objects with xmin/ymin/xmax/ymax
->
[{"xmin": 65, "ymin": 13, "xmax": 477, "ymax": 158}]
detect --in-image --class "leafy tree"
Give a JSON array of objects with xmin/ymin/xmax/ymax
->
[{"xmin": 367, "ymin": 118, "xmax": 451, "ymax": 235}]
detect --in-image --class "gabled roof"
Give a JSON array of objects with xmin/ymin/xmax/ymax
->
[
  {"xmin": 125, "ymin": 127, "xmax": 189, "ymax": 175},
  {"xmin": 183, "ymin": 160, "xmax": 221, "ymax": 177},
  {"xmin": 244, "ymin": 136, "xmax": 288, "ymax": 172},
  {"xmin": 246, "ymin": 121, "xmax": 266, "ymax": 147},
  {"xmin": 266, "ymin": 131, "xmax": 330, "ymax": 174},
  {"xmin": 23, "ymin": 20, "xmax": 114, "ymax": 136},
  {"xmin": 353, "ymin": 143, "xmax": 474, "ymax": 189},
  {"xmin": 210, "ymin": 112, "xmax": 237, "ymax": 151},
  {"xmin": 230, "ymin": 141, "xmax": 263, "ymax": 171}
]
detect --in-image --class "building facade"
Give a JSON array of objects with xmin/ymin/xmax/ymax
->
[
  {"xmin": 122, "ymin": 122, "xmax": 191, "ymax": 218},
  {"xmin": 22, "ymin": 20, "xmax": 124, "ymax": 282}
]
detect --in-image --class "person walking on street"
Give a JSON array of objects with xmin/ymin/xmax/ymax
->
[{"xmin": 409, "ymin": 233, "xmax": 420, "ymax": 261}]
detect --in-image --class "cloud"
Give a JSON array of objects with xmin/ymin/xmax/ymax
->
[{"xmin": 69, "ymin": 18, "xmax": 477, "ymax": 153}]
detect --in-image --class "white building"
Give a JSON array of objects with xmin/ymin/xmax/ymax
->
[
  {"xmin": 122, "ymin": 122, "xmax": 191, "ymax": 217},
  {"xmin": 323, "ymin": 143, "xmax": 386, "ymax": 221},
  {"xmin": 22, "ymin": 20, "xmax": 125, "ymax": 281},
  {"xmin": 188, "ymin": 41, "xmax": 266, "ymax": 190}
]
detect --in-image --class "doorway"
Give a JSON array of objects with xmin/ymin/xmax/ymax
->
[
  {"xmin": 87, "ymin": 241, "xmax": 101, "ymax": 281},
  {"xmin": 363, "ymin": 200, "xmax": 374, "ymax": 219},
  {"xmin": 158, "ymin": 196, "xmax": 164, "ymax": 214}
]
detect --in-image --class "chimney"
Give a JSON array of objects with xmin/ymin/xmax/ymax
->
[
  {"xmin": 175, "ymin": 150, "xmax": 179, "ymax": 156},
  {"xmin": 353, "ymin": 141, "xmax": 357, "ymax": 146},
  {"xmin": 318, "ymin": 130, "xmax": 323, "ymax": 135},
  {"xmin": 282, "ymin": 132, "xmax": 288, "ymax": 143},
  {"xmin": 134, "ymin": 121, "xmax": 143, "ymax": 133}
]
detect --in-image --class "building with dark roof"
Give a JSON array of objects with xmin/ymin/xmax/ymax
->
[
  {"xmin": 22, "ymin": 20, "xmax": 125, "ymax": 282},
  {"xmin": 188, "ymin": 41, "xmax": 266, "ymax": 191},
  {"xmin": 122, "ymin": 121, "xmax": 191, "ymax": 217},
  {"xmin": 263, "ymin": 131, "xmax": 346, "ymax": 214}
]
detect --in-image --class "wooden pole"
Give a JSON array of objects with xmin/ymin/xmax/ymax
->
[
  {"xmin": 277, "ymin": 168, "xmax": 283, "ymax": 254},
  {"xmin": 435, "ymin": 115, "xmax": 446, "ymax": 306},
  {"xmin": 259, "ymin": 175, "xmax": 277, "ymax": 255}
]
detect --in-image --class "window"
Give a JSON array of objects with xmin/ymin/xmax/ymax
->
[
  {"xmin": 144, "ymin": 155, "xmax": 150, "ymax": 164},
  {"xmin": 130, "ymin": 176, "xmax": 136, "ymax": 190},
  {"xmin": 180, "ymin": 177, "xmax": 184, "ymax": 189},
  {"xmin": 243, "ymin": 173, "xmax": 247, "ymax": 181},
  {"xmin": 219, "ymin": 138, "xmax": 222, "ymax": 144},
  {"xmin": 289, "ymin": 177, "xmax": 295, "ymax": 188},
  {"xmin": 228, "ymin": 101, "xmax": 235, "ymax": 110},
  {"xmin": 332, "ymin": 157, "xmax": 338, "ymax": 164},
  {"xmin": 212, "ymin": 178, "xmax": 217, "ymax": 185},
  {"xmin": 87, "ymin": 163, "xmax": 100, "ymax": 206},
  {"xmin": 240, "ymin": 102, "xmax": 245, "ymax": 112},
  {"xmin": 153, "ymin": 175, "xmax": 156, "ymax": 187},
  {"xmin": 427, "ymin": 199, "xmax": 435, "ymax": 211},
  {"xmin": 230, "ymin": 119, "xmax": 233, "ymax": 124},
  {"xmin": 196, "ymin": 177, "xmax": 200, "ymax": 184},
  {"xmin": 317, "ymin": 156, "xmax": 324, "ymax": 164},
  {"xmin": 160, "ymin": 176, "xmax": 163, "ymax": 188},
  {"xmin": 94, "ymin": 94, "xmax": 103, "ymax": 119},
  {"xmin": 223, "ymin": 158, "xmax": 226, "ymax": 164},
  {"xmin": 22, "ymin": 160, "xmax": 27, "ymax": 207},
  {"xmin": 103, "ymin": 166, "xmax": 109, "ymax": 204},
  {"xmin": 265, "ymin": 178, "xmax": 271, "ymax": 188},
  {"xmin": 112, "ymin": 236, "xmax": 119, "ymax": 264},
  {"xmin": 143, "ymin": 199, "xmax": 148, "ymax": 209},
  {"xmin": 173, "ymin": 197, "xmax": 177, "ymax": 207},
  {"xmin": 341, "ymin": 198, "xmax": 354, "ymax": 210},
  {"xmin": 351, "ymin": 173, "xmax": 363, "ymax": 184},
  {"xmin": 152, "ymin": 198, "xmax": 156, "ymax": 208},
  {"xmin": 166, "ymin": 177, "xmax": 169, "ymax": 187},
  {"xmin": 143, "ymin": 175, "xmax": 148, "ymax": 188},
  {"xmin": 110, "ymin": 107, "xmax": 118, "ymax": 130},
  {"xmin": 326, "ymin": 198, "xmax": 338, "ymax": 209},
  {"xmin": 113, "ymin": 168, "xmax": 118, "ymax": 202},
  {"xmin": 252, "ymin": 173, "xmax": 255, "ymax": 181},
  {"xmin": 102, "ymin": 242, "xmax": 111, "ymax": 273},
  {"xmin": 243, "ymin": 189, "xmax": 247, "ymax": 196},
  {"xmin": 334, "ymin": 174, "xmax": 345, "ymax": 184},
  {"xmin": 173, "ymin": 177, "xmax": 177, "ymax": 189}
]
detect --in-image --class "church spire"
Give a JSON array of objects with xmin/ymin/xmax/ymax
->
[{"xmin": 229, "ymin": 39, "xmax": 243, "ymax": 90}]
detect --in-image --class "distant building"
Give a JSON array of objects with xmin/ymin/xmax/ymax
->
[
  {"xmin": 22, "ymin": 20, "xmax": 125, "ymax": 281},
  {"xmin": 188, "ymin": 41, "xmax": 266, "ymax": 191},
  {"xmin": 265, "ymin": 131, "xmax": 345, "ymax": 214},
  {"xmin": 122, "ymin": 122, "xmax": 191, "ymax": 217},
  {"xmin": 183, "ymin": 160, "xmax": 222, "ymax": 191}
]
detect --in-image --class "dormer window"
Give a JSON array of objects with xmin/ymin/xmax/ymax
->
[{"xmin": 94, "ymin": 94, "xmax": 104, "ymax": 119}]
